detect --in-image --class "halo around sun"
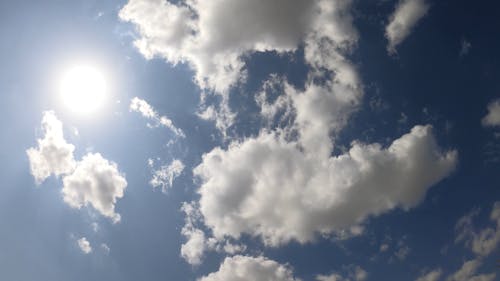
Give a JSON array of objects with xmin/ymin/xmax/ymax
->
[{"xmin": 59, "ymin": 64, "xmax": 107, "ymax": 114}]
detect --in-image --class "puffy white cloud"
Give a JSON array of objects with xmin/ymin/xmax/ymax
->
[
  {"xmin": 316, "ymin": 266, "xmax": 367, "ymax": 281},
  {"xmin": 446, "ymin": 259, "xmax": 495, "ymax": 281},
  {"xmin": 77, "ymin": 237, "xmax": 92, "ymax": 254},
  {"xmin": 119, "ymin": 0, "xmax": 319, "ymax": 93},
  {"xmin": 149, "ymin": 159, "xmax": 185, "ymax": 192},
  {"xmin": 455, "ymin": 202, "xmax": 500, "ymax": 257},
  {"xmin": 385, "ymin": 0, "xmax": 430, "ymax": 54},
  {"xmin": 482, "ymin": 99, "xmax": 500, "ymax": 127},
  {"xmin": 198, "ymin": 255, "xmax": 300, "ymax": 281},
  {"xmin": 27, "ymin": 112, "xmax": 127, "ymax": 223},
  {"xmin": 62, "ymin": 153, "xmax": 127, "ymax": 223},
  {"xmin": 416, "ymin": 269, "xmax": 442, "ymax": 281},
  {"xmin": 130, "ymin": 97, "xmax": 185, "ymax": 137},
  {"xmin": 194, "ymin": 125, "xmax": 457, "ymax": 246},
  {"xmin": 26, "ymin": 111, "xmax": 76, "ymax": 184},
  {"xmin": 120, "ymin": 0, "xmax": 359, "ymax": 132}
]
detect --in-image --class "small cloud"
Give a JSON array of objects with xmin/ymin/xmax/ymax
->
[
  {"xmin": 380, "ymin": 243, "xmax": 389, "ymax": 252},
  {"xmin": 62, "ymin": 153, "xmax": 127, "ymax": 223},
  {"xmin": 26, "ymin": 111, "xmax": 76, "ymax": 184},
  {"xmin": 385, "ymin": 0, "xmax": 430, "ymax": 54},
  {"xmin": 460, "ymin": 38, "xmax": 471, "ymax": 57},
  {"xmin": 398, "ymin": 112, "xmax": 408, "ymax": 124},
  {"xmin": 130, "ymin": 97, "xmax": 185, "ymax": 137},
  {"xmin": 91, "ymin": 222, "xmax": 99, "ymax": 233},
  {"xmin": 149, "ymin": 159, "xmax": 185, "ymax": 192},
  {"xmin": 482, "ymin": 99, "xmax": 500, "ymax": 127},
  {"xmin": 101, "ymin": 243, "xmax": 110, "ymax": 254},
  {"xmin": 77, "ymin": 237, "xmax": 92, "ymax": 254}
]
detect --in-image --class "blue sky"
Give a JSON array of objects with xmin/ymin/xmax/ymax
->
[{"xmin": 1, "ymin": 0, "xmax": 500, "ymax": 280}]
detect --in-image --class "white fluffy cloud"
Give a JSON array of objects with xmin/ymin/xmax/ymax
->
[
  {"xmin": 120, "ymin": 0, "xmax": 359, "ymax": 132},
  {"xmin": 385, "ymin": 0, "xmax": 430, "ymax": 54},
  {"xmin": 455, "ymin": 202, "xmax": 500, "ymax": 257},
  {"xmin": 198, "ymin": 255, "xmax": 300, "ymax": 281},
  {"xmin": 62, "ymin": 153, "xmax": 127, "ymax": 223},
  {"xmin": 194, "ymin": 125, "xmax": 457, "ymax": 246},
  {"xmin": 119, "ymin": 0, "xmax": 319, "ymax": 93},
  {"xmin": 482, "ymin": 99, "xmax": 500, "ymax": 127},
  {"xmin": 26, "ymin": 111, "xmax": 76, "ymax": 184},
  {"xmin": 130, "ymin": 97, "xmax": 185, "ymax": 137},
  {"xmin": 416, "ymin": 269, "xmax": 442, "ymax": 281},
  {"xmin": 446, "ymin": 259, "xmax": 495, "ymax": 281},
  {"xmin": 77, "ymin": 237, "xmax": 92, "ymax": 254},
  {"xmin": 149, "ymin": 159, "xmax": 185, "ymax": 192},
  {"xmin": 27, "ymin": 112, "xmax": 127, "ymax": 222}
]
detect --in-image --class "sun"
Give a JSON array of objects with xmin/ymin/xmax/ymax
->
[{"xmin": 59, "ymin": 64, "xmax": 107, "ymax": 114}]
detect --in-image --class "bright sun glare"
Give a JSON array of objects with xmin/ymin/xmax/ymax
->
[{"xmin": 59, "ymin": 64, "xmax": 107, "ymax": 114}]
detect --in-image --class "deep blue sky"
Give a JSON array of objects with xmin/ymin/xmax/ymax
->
[{"xmin": 0, "ymin": 0, "xmax": 499, "ymax": 281}]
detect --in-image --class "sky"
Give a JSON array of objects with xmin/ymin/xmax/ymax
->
[{"xmin": 1, "ymin": 0, "xmax": 500, "ymax": 280}]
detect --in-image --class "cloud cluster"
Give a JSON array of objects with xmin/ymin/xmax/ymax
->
[
  {"xmin": 120, "ymin": 0, "xmax": 359, "ymax": 131},
  {"xmin": 27, "ymin": 112, "xmax": 127, "ymax": 222},
  {"xmin": 198, "ymin": 255, "xmax": 300, "ymax": 281},
  {"xmin": 120, "ymin": 0, "xmax": 457, "ymax": 272},
  {"xmin": 130, "ymin": 97, "xmax": 185, "ymax": 137},
  {"xmin": 482, "ymin": 99, "xmax": 500, "ymax": 127},
  {"xmin": 385, "ymin": 0, "xmax": 430, "ymax": 54},
  {"xmin": 455, "ymin": 202, "xmax": 500, "ymax": 257}
]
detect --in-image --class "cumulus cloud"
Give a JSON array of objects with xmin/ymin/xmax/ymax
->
[
  {"xmin": 120, "ymin": 0, "xmax": 359, "ymax": 131},
  {"xmin": 385, "ymin": 0, "xmax": 430, "ymax": 54},
  {"xmin": 194, "ymin": 125, "xmax": 457, "ymax": 246},
  {"xmin": 77, "ymin": 237, "xmax": 92, "ymax": 254},
  {"xmin": 120, "ymin": 0, "xmax": 317, "ymax": 93},
  {"xmin": 416, "ymin": 269, "xmax": 442, "ymax": 281},
  {"xmin": 26, "ymin": 111, "xmax": 76, "ymax": 184},
  {"xmin": 455, "ymin": 202, "xmax": 500, "ymax": 257},
  {"xmin": 62, "ymin": 153, "xmax": 127, "ymax": 223},
  {"xmin": 482, "ymin": 99, "xmax": 500, "ymax": 127},
  {"xmin": 446, "ymin": 259, "xmax": 495, "ymax": 281},
  {"xmin": 198, "ymin": 255, "xmax": 300, "ymax": 281},
  {"xmin": 130, "ymin": 97, "xmax": 185, "ymax": 137},
  {"xmin": 149, "ymin": 159, "xmax": 185, "ymax": 192},
  {"xmin": 27, "ymin": 112, "xmax": 127, "ymax": 223}
]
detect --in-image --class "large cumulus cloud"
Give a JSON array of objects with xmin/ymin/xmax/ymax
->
[{"xmin": 194, "ymin": 126, "xmax": 457, "ymax": 245}]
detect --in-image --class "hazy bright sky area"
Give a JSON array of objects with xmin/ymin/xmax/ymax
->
[{"xmin": 1, "ymin": 0, "xmax": 500, "ymax": 280}]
